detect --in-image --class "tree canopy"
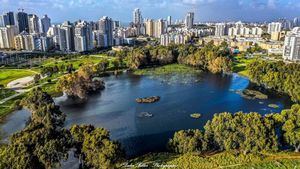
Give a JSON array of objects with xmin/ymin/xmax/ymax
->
[{"xmin": 57, "ymin": 64, "xmax": 105, "ymax": 99}]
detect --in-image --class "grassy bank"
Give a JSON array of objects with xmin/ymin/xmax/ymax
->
[{"xmin": 128, "ymin": 151, "xmax": 300, "ymax": 169}]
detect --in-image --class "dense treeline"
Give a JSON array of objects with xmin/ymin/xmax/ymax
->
[
  {"xmin": 168, "ymin": 104, "xmax": 300, "ymax": 155},
  {"xmin": 0, "ymin": 88, "xmax": 124, "ymax": 169},
  {"xmin": 126, "ymin": 42, "xmax": 232, "ymax": 74},
  {"xmin": 57, "ymin": 64, "xmax": 105, "ymax": 99},
  {"xmin": 247, "ymin": 60, "xmax": 300, "ymax": 102}
]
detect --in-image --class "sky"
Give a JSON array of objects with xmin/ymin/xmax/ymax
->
[{"xmin": 0, "ymin": 0, "xmax": 299, "ymax": 23}]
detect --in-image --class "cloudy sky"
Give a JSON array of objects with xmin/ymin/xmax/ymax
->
[{"xmin": 0, "ymin": 0, "xmax": 299, "ymax": 23}]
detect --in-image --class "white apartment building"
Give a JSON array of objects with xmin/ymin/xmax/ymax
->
[
  {"xmin": 283, "ymin": 27, "xmax": 300, "ymax": 61},
  {"xmin": 268, "ymin": 22, "xmax": 282, "ymax": 34}
]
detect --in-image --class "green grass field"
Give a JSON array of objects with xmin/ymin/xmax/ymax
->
[
  {"xmin": 41, "ymin": 55, "xmax": 115, "ymax": 70},
  {"xmin": 0, "ymin": 69, "xmax": 37, "ymax": 86},
  {"xmin": 232, "ymin": 55, "xmax": 256, "ymax": 77},
  {"xmin": 127, "ymin": 151, "xmax": 300, "ymax": 169}
]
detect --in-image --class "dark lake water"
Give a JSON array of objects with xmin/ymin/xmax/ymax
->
[{"xmin": 0, "ymin": 72, "xmax": 292, "ymax": 158}]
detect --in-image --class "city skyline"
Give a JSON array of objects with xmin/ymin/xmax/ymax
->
[{"xmin": 0, "ymin": 0, "xmax": 300, "ymax": 23}]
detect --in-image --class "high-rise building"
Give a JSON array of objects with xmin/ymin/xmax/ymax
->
[
  {"xmin": 145, "ymin": 19, "xmax": 166, "ymax": 38},
  {"xmin": 283, "ymin": 27, "xmax": 300, "ymax": 61},
  {"xmin": 74, "ymin": 21, "xmax": 93, "ymax": 52},
  {"xmin": 0, "ymin": 25, "xmax": 18, "ymax": 49},
  {"xmin": 0, "ymin": 12, "xmax": 15, "ymax": 27},
  {"xmin": 145, "ymin": 19, "xmax": 154, "ymax": 37},
  {"xmin": 161, "ymin": 33, "xmax": 187, "ymax": 46},
  {"xmin": 154, "ymin": 19, "xmax": 166, "ymax": 38},
  {"xmin": 133, "ymin": 8, "xmax": 142, "ymax": 25},
  {"xmin": 98, "ymin": 16, "xmax": 113, "ymax": 47},
  {"xmin": 185, "ymin": 12, "xmax": 194, "ymax": 29},
  {"xmin": 93, "ymin": 30, "xmax": 106, "ymax": 48},
  {"xmin": 167, "ymin": 16, "xmax": 172, "ymax": 26},
  {"xmin": 267, "ymin": 22, "xmax": 282, "ymax": 34},
  {"xmin": 17, "ymin": 11, "xmax": 29, "ymax": 33},
  {"xmin": 215, "ymin": 23, "xmax": 228, "ymax": 36},
  {"xmin": 28, "ymin": 14, "xmax": 40, "ymax": 34},
  {"xmin": 293, "ymin": 17, "xmax": 300, "ymax": 28},
  {"xmin": 113, "ymin": 21, "xmax": 121, "ymax": 29},
  {"xmin": 40, "ymin": 15, "xmax": 51, "ymax": 34},
  {"xmin": 14, "ymin": 32, "xmax": 26, "ymax": 50},
  {"xmin": 6, "ymin": 12, "xmax": 15, "ymax": 25},
  {"xmin": 0, "ymin": 14, "xmax": 9, "ymax": 27},
  {"xmin": 61, "ymin": 21, "xmax": 75, "ymax": 51},
  {"xmin": 40, "ymin": 36, "xmax": 53, "ymax": 52},
  {"xmin": 22, "ymin": 34, "xmax": 41, "ymax": 51}
]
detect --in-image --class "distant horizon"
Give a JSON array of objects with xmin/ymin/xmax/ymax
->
[{"xmin": 0, "ymin": 0, "xmax": 300, "ymax": 23}]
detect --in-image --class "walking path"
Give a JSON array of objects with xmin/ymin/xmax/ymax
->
[{"xmin": 0, "ymin": 73, "xmax": 55, "ymax": 104}]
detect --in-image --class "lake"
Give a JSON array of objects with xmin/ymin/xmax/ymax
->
[{"xmin": 0, "ymin": 72, "xmax": 292, "ymax": 157}]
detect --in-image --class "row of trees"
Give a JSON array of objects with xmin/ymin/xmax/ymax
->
[
  {"xmin": 41, "ymin": 64, "xmax": 74, "ymax": 76},
  {"xmin": 0, "ymin": 88, "xmax": 124, "ymax": 169},
  {"xmin": 126, "ymin": 43, "xmax": 233, "ymax": 74},
  {"xmin": 57, "ymin": 64, "xmax": 105, "ymax": 99},
  {"xmin": 247, "ymin": 60, "xmax": 300, "ymax": 102},
  {"xmin": 168, "ymin": 104, "xmax": 300, "ymax": 155}
]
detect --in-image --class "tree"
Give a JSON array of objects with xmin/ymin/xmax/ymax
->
[
  {"xmin": 168, "ymin": 129, "xmax": 207, "ymax": 154},
  {"xmin": 33, "ymin": 74, "xmax": 41, "ymax": 83},
  {"xmin": 95, "ymin": 59, "xmax": 109, "ymax": 73},
  {"xmin": 247, "ymin": 60, "xmax": 300, "ymax": 102},
  {"xmin": 0, "ymin": 88, "xmax": 72, "ymax": 169},
  {"xmin": 280, "ymin": 104, "xmax": 300, "ymax": 152},
  {"xmin": 21, "ymin": 88, "xmax": 65, "ymax": 128},
  {"xmin": 204, "ymin": 112, "xmax": 278, "ymax": 154},
  {"xmin": 208, "ymin": 57, "xmax": 232, "ymax": 74},
  {"xmin": 70, "ymin": 125, "xmax": 124, "ymax": 169},
  {"xmin": 57, "ymin": 64, "xmax": 105, "ymax": 99}
]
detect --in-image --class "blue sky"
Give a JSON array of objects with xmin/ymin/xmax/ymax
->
[{"xmin": 0, "ymin": 0, "xmax": 299, "ymax": 23}]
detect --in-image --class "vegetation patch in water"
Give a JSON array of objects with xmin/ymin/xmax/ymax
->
[
  {"xmin": 134, "ymin": 64, "xmax": 202, "ymax": 76},
  {"xmin": 235, "ymin": 89, "xmax": 268, "ymax": 100},
  {"xmin": 190, "ymin": 113, "xmax": 202, "ymax": 119},
  {"xmin": 268, "ymin": 104, "xmax": 280, "ymax": 109},
  {"xmin": 134, "ymin": 64, "xmax": 202, "ymax": 85}
]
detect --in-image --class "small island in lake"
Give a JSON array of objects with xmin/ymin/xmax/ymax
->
[
  {"xmin": 136, "ymin": 96, "xmax": 160, "ymax": 103},
  {"xmin": 268, "ymin": 104, "xmax": 280, "ymax": 109},
  {"xmin": 190, "ymin": 113, "xmax": 202, "ymax": 119},
  {"xmin": 235, "ymin": 89, "xmax": 268, "ymax": 100}
]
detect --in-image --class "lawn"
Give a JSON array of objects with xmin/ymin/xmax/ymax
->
[
  {"xmin": 41, "ymin": 55, "xmax": 114, "ymax": 70},
  {"xmin": 0, "ymin": 69, "xmax": 37, "ymax": 86},
  {"xmin": 127, "ymin": 151, "xmax": 300, "ymax": 169},
  {"xmin": 232, "ymin": 55, "xmax": 256, "ymax": 77}
]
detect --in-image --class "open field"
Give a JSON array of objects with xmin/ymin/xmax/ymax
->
[
  {"xmin": 128, "ymin": 151, "xmax": 300, "ymax": 169},
  {"xmin": 0, "ymin": 69, "xmax": 37, "ymax": 86},
  {"xmin": 41, "ymin": 55, "xmax": 115, "ymax": 70},
  {"xmin": 232, "ymin": 55, "xmax": 256, "ymax": 77}
]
